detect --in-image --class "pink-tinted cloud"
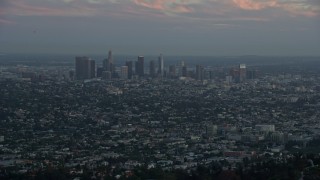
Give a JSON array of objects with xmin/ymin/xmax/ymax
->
[
  {"xmin": 233, "ymin": 0, "xmax": 277, "ymax": 10},
  {"xmin": 232, "ymin": 0, "xmax": 320, "ymax": 17},
  {"xmin": 1, "ymin": 0, "xmax": 319, "ymax": 22},
  {"xmin": 133, "ymin": 0, "xmax": 194, "ymax": 13}
]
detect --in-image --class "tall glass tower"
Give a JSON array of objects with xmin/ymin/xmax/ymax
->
[{"xmin": 158, "ymin": 54, "xmax": 164, "ymax": 77}]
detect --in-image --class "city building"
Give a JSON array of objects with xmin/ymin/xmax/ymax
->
[
  {"xmin": 75, "ymin": 56, "xmax": 95, "ymax": 80},
  {"xmin": 149, "ymin": 60, "xmax": 156, "ymax": 77},
  {"xmin": 103, "ymin": 50, "xmax": 114, "ymax": 77},
  {"xmin": 90, "ymin": 59, "xmax": 95, "ymax": 78},
  {"xmin": 158, "ymin": 54, "xmax": 164, "ymax": 77},
  {"xmin": 126, "ymin": 61, "xmax": 133, "ymax": 79},
  {"xmin": 226, "ymin": 75, "xmax": 233, "ymax": 84},
  {"xmin": 239, "ymin": 64, "xmax": 246, "ymax": 83},
  {"xmin": 69, "ymin": 70, "xmax": 75, "ymax": 81},
  {"xmin": 247, "ymin": 69, "xmax": 259, "ymax": 79},
  {"xmin": 135, "ymin": 56, "xmax": 144, "ymax": 77},
  {"xmin": 206, "ymin": 124, "xmax": 218, "ymax": 137},
  {"xmin": 255, "ymin": 125, "xmax": 275, "ymax": 132},
  {"xmin": 196, "ymin": 65, "xmax": 203, "ymax": 81},
  {"xmin": 230, "ymin": 67, "xmax": 241, "ymax": 83},
  {"xmin": 120, "ymin": 66, "xmax": 128, "ymax": 80},
  {"xmin": 182, "ymin": 65, "xmax": 187, "ymax": 77}
]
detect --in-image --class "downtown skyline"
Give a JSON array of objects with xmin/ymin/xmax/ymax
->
[{"xmin": 0, "ymin": 0, "xmax": 320, "ymax": 56}]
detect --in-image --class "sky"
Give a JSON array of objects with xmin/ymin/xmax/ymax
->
[{"xmin": 0, "ymin": 0, "xmax": 320, "ymax": 56}]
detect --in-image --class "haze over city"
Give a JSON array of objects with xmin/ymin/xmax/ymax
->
[{"xmin": 1, "ymin": 0, "xmax": 320, "ymax": 56}]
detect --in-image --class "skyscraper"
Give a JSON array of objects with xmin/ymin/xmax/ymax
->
[
  {"xmin": 103, "ymin": 50, "xmax": 114, "ymax": 75},
  {"xmin": 196, "ymin": 65, "xmax": 203, "ymax": 81},
  {"xmin": 239, "ymin": 64, "xmax": 246, "ymax": 83},
  {"xmin": 247, "ymin": 69, "xmax": 259, "ymax": 79},
  {"xmin": 182, "ymin": 66, "xmax": 187, "ymax": 77},
  {"xmin": 180, "ymin": 61, "xmax": 188, "ymax": 78},
  {"xmin": 108, "ymin": 50, "xmax": 113, "ymax": 63},
  {"xmin": 125, "ymin": 61, "xmax": 133, "ymax": 79},
  {"xmin": 75, "ymin": 56, "xmax": 95, "ymax": 80},
  {"xmin": 158, "ymin": 54, "xmax": 164, "ymax": 77},
  {"xmin": 149, "ymin": 60, "xmax": 156, "ymax": 77},
  {"xmin": 120, "ymin": 66, "xmax": 128, "ymax": 80},
  {"xmin": 229, "ymin": 68, "xmax": 239, "ymax": 82},
  {"xmin": 89, "ymin": 59, "xmax": 96, "ymax": 78},
  {"xmin": 136, "ymin": 56, "xmax": 144, "ymax": 77}
]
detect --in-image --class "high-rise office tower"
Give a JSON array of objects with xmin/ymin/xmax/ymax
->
[
  {"xmin": 109, "ymin": 50, "xmax": 116, "ymax": 77},
  {"xmin": 158, "ymin": 54, "xmax": 164, "ymax": 77},
  {"xmin": 182, "ymin": 66, "xmax": 187, "ymax": 77},
  {"xmin": 149, "ymin": 60, "xmax": 156, "ymax": 77},
  {"xmin": 136, "ymin": 56, "xmax": 144, "ymax": 77},
  {"xmin": 75, "ymin": 56, "xmax": 88, "ymax": 80},
  {"xmin": 120, "ymin": 66, "xmax": 128, "ymax": 79},
  {"xmin": 239, "ymin": 64, "xmax": 246, "ymax": 83},
  {"xmin": 203, "ymin": 69, "xmax": 211, "ymax": 80},
  {"xmin": 125, "ymin": 61, "xmax": 133, "ymax": 79},
  {"xmin": 103, "ymin": 50, "xmax": 114, "ymax": 75},
  {"xmin": 226, "ymin": 75, "xmax": 233, "ymax": 84},
  {"xmin": 180, "ymin": 61, "xmax": 187, "ymax": 77},
  {"xmin": 247, "ymin": 69, "xmax": 258, "ymax": 79},
  {"xmin": 89, "ymin": 59, "xmax": 96, "ymax": 78},
  {"xmin": 196, "ymin": 65, "xmax": 203, "ymax": 81},
  {"xmin": 75, "ymin": 56, "xmax": 95, "ymax": 80},
  {"xmin": 108, "ymin": 50, "xmax": 113, "ymax": 63},
  {"xmin": 229, "ymin": 67, "xmax": 239, "ymax": 82}
]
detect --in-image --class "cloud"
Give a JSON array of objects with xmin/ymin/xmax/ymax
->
[
  {"xmin": 1, "ymin": 0, "xmax": 319, "ymax": 21},
  {"xmin": 279, "ymin": 1, "xmax": 320, "ymax": 17},
  {"xmin": 130, "ymin": 0, "xmax": 320, "ymax": 17},
  {"xmin": 233, "ymin": 0, "xmax": 277, "ymax": 10},
  {"xmin": 232, "ymin": 0, "xmax": 320, "ymax": 17},
  {"xmin": 132, "ymin": 0, "xmax": 196, "ymax": 13}
]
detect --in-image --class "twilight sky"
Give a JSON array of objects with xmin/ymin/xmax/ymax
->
[{"xmin": 0, "ymin": 0, "xmax": 320, "ymax": 56}]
